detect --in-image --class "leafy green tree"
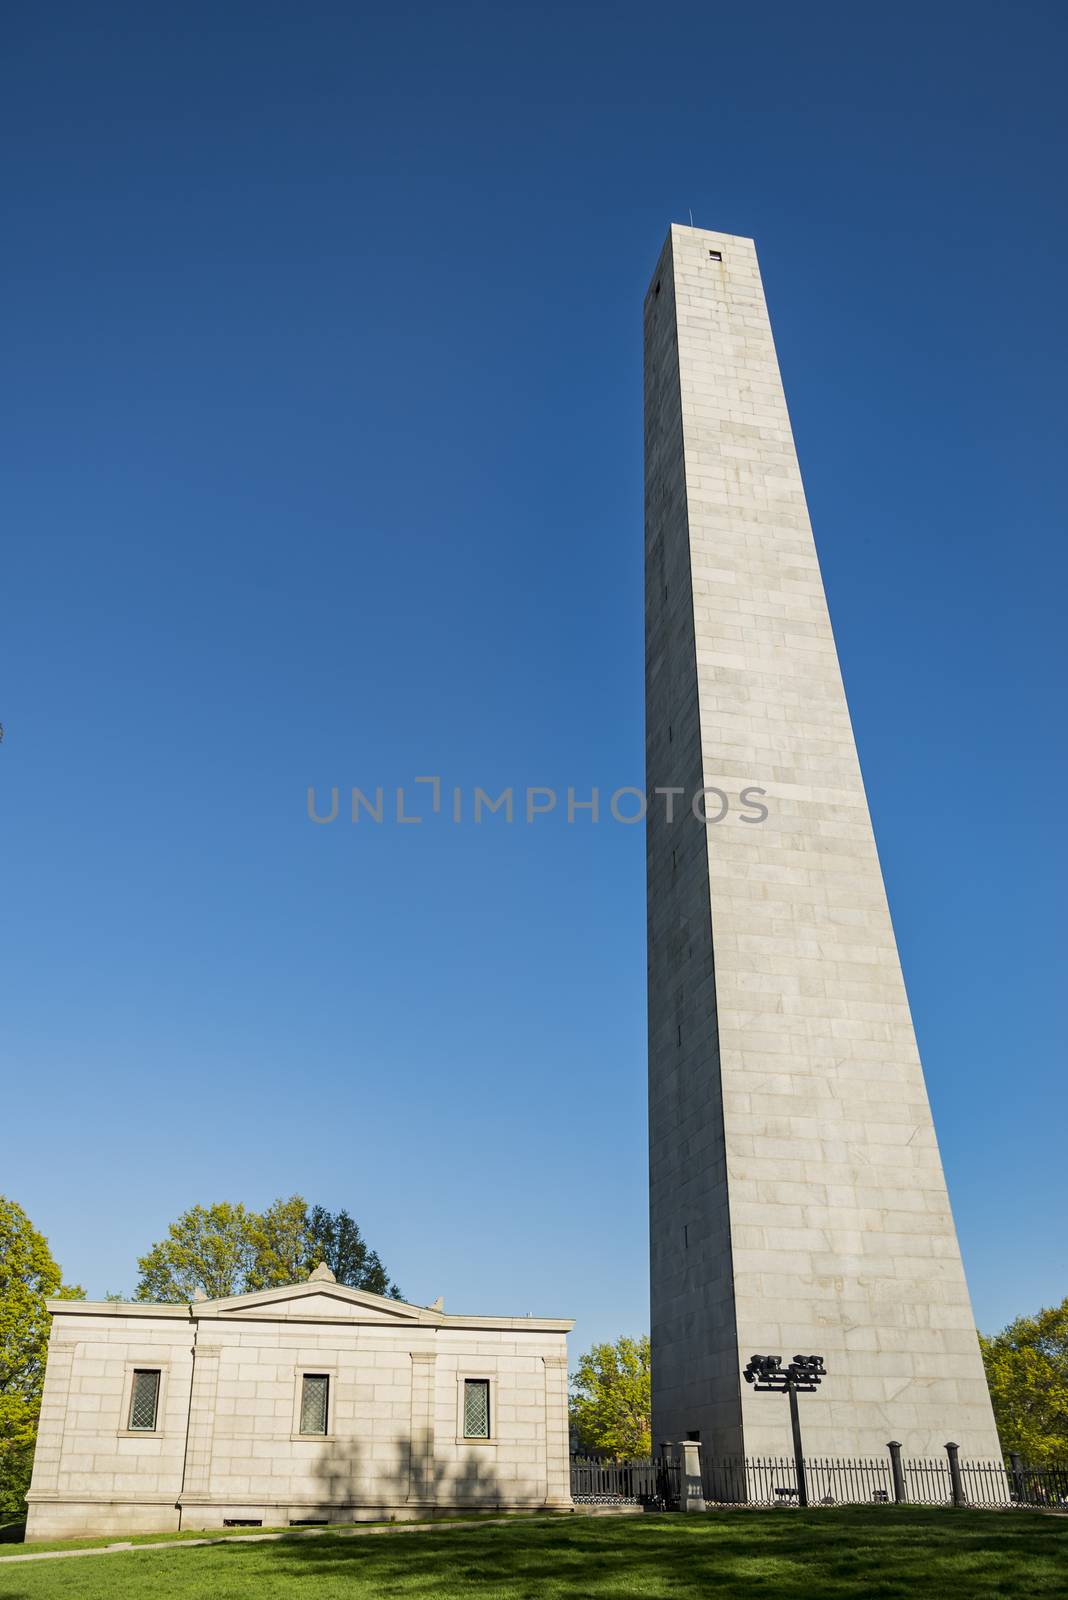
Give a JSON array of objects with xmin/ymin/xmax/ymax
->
[
  {"xmin": 135, "ymin": 1202, "xmax": 257, "ymax": 1302},
  {"xmin": 246, "ymin": 1195, "xmax": 311, "ymax": 1291},
  {"xmin": 569, "ymin": 1335, "xmax": 651, "ymax": 1459},
  {"xmin": 306, "ymin": 1206, "xmax": 402, "ymax": 1298},
  {"xmin": 136, "ymin": 1198, "xmax": 401, "ymax": 1301},
  {"xmin": 980, "ymin": 1298, "xmax": 1068, "ymax": 1463},
  {"xmin": 0, "ymin": 1197, "xmax": 83, "ymax": 1521}
]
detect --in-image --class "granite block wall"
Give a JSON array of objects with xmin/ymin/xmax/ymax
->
[{"xmin": 645, "ymin": 225, "xmax": 1001, "ymax": 1460}]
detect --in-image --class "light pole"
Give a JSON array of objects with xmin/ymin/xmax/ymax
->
[{"xmin": 743, "ymin": 1354, "xmax": 826, "ymax": 1508}]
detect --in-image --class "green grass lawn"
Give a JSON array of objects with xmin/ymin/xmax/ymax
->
[{"xmin": 0, "ymin": 1509, "xmax": 1064, "ymax": 1599}]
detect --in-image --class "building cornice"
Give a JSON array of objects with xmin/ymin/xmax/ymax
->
[{"xmin": 45, "ymin": 1298, "xmax": 573, "ymax": 1334}]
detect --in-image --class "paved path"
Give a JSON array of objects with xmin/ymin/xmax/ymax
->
[{"xmin": 0, "ymin": 1507, "xmax": 636, "ymax": 1566}]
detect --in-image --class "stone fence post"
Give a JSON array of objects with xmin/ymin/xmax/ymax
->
[
  {"xmin": 945, "ymin": 1442, "xmax": 966, "ymax": 1508},
  {"xmin": 678, "ymin": 1440, "xmax": 705, "ymax": 1512},
  {"xmin": 887, "ymin": 1440, "xmax": 906, "ymax": 1504}
]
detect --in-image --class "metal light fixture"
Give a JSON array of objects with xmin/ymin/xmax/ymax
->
[{"xmin": 743, "ymin": 1355, "xmax": 826, "ymax": 1507}]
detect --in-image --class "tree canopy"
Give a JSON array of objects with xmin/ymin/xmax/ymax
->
[
  {"xmin": 980, "ymin": 1297, "xmax": 1068, "ymax": 1463},
  {"xmin": 304, "ymin": 1204, "xmax": 398, "ymax": 1298},
  {"xmin": 136, "ymin": 1197, "xmax": 401, "ymax": 1302},
  {"xmin": 136, "ymin": 1201, "xmax": 257, "ymax": 1302},
  {"xmin": 569, "ymin": 1334, "xmax": 651, "ymax": 1459},
  {"xmin": 0, "ymin": 1197, "xmax": 83, "ymax": 1521}
]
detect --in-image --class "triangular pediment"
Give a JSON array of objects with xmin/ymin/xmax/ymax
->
[{"xmin": 194, "ymin": 1280, "xmax": 435, "ymax": 1323}]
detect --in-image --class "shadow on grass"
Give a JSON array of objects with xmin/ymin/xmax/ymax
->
[
  {"xmin": 253, "ymin": 1507, "xmax": 1067, "ymax": 1599},
  {"xmin": 0, "ymin": 1529, "xmax": 25, "ymax": 1548}
]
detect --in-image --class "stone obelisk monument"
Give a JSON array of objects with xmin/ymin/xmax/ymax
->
[{"xmin": 645, "ymin": 225, "xmax": 1000, "ymax": 1459}]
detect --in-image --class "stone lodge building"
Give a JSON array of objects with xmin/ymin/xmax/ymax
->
[{"xmin": 26, "ymin": 1266, "xmax": 573, "ymax": 1538}]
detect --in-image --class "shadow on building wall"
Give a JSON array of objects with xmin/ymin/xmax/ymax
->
[{"xmin": 293, "ymin": 1427, "xmax": 509, "ymax": 1518}]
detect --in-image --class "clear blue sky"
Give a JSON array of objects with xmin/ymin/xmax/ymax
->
[{"xmin": 3, "ymin": 1, "xmax": 1065, "ymax": 1352}]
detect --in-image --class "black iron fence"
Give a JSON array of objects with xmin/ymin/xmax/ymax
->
[
  {"xmin": 701, "ymin": 1454, "xmax": 895, "ymax": 1506},
  {"xmin": 570, "ymin": 1448, "xmax": 1068, "ymax": 1511},
  {"xmin": 569, "ymin": 1454, "xmax": 677, "ymax": 1507},
  {"xmin": 1005, "ymin": 1456, "xmax": 1068, "ymax": 1508},
  {"xmin": 897, "ymin": 1454, "xmax": 1068, "ymax": 1510}
]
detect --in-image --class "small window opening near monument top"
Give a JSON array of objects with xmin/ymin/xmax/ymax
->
[{"xmin": 709, "ymin": 249, "xmax": 722, "ymax": 260}]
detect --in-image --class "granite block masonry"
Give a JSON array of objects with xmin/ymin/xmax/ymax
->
[
  {"xmin": 25, "ymin": 1268, "xmax": 572, "ymax": 1539},
  {"xmin": 645, "ymin": 224, "xmax": 1001, "ymax": 1459}
]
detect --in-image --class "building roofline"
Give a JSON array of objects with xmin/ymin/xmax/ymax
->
[{"xmin": 45, "ymin": 1292, "xmax": 573, "ymax": 1334}]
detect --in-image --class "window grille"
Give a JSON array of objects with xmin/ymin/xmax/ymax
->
[
  {"xmin": 300, "ymin": 1374, "xmax": 330, "ymax": 1435},
  {"xmin": 128, "ymin": 1369, "xmax": 160, "ymax": 1431},
  {"xmin": 463, "ymin": 1378, "xmax": 490, "ymax": 1438}
]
